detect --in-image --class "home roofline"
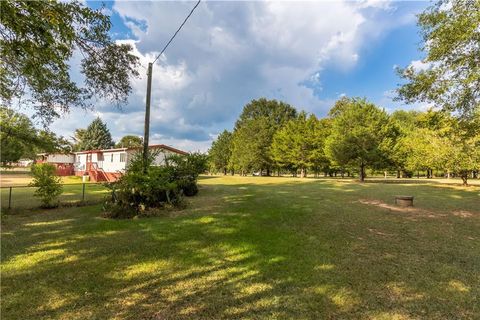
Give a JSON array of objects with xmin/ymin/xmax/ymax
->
[
  {"xmin": 73, "ymin": 148, "xmax": 128, "ymax": 154},
  {"xmin": 73, "ymin": 145, "xmax": 188, "ymax": 155},
  {"xmin": 36, "ymin": 152, "xmax": 75, "ymax": 156},
  {"xmin": 127, "ymin": 144, "xmax": 189, "ymax": 155}
]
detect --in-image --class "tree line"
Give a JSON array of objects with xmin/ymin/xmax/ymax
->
[
  {"xmin": 208, "ymin": 97, "xmax": 480, "ymax": 185},
  {"xmin": 0, "ymin": 107, "xmax": 144, "ymax": 166}
]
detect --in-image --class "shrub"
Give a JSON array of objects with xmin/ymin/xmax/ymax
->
[
  {"xmin": 167, "ymin": 152, "xmax": 209, "ymax": 179},
  {"xmin": 177, "ymin": 177, "xmax": 198, "ymax": 196},
  {"xmin": 103, "ymin": 151, "xmax": 202, "ymax": 218},
  {"xmin": 29, "ymin": 163, "xmax": 63, "ymax": 208}
]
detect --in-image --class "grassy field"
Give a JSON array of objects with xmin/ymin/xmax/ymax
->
[
  {"xmin": 1, "ymin": 176, "xmax": 479, "ymax": 319},
  {"xmin": 1, "ymin": 174, "xmax": 88, "ymax": 187},
  {"xmin": 1, "ymin": 182, "xmax": 109, "ymax": 210}
]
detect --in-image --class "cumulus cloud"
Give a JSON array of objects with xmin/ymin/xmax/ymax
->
[
  {"xmin": 409, "ymin": 59, "xmax": 432, "ymax": 72},
  {"xmin": 48, "ymin": 0, "xmax": 414, "ymax": 152}
]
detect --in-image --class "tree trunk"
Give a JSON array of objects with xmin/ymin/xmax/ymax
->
[
  {"xmin": 417, "ymin": 170, "xmax": 420, "ymax": 179},
  {"xmin": 300, "ymin": 167, "xmax": 305, "ymax": 178},
  {"xmin": 266, "ymin": 168, "xmax": 270, "ymax": 176},
  {"xmin": 223, "ymin": 168, "xmax": 227, "ymax": 175},
  {"xmin": 461, "ymin": 171, "xmax": 468, "ymax": 186},
  {"xmin": 396, "ymin": 170, "xmax": 400, "ymax": 179},
  {"xmin": 324, "ymin": 171, "xmax": 327, "ymax": 177},
  {"xmin": 447, "ymin": 170, "xmax": 450, "ymax": 179},
  {"xmin": 340, "ymin": 170, "xmax": 344, "ymax": 178},
  {"xmin": 359, "ymin": 164, "xmax": 365, "ymax": 182}
]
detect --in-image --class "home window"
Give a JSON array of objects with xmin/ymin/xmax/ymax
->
[
  {"xmin": 120, "ymin": 153, "xmax": 126, "ymax": 162},
  {"xmin": 98, "ymin": 153, "xmax": 104, "ymax": 161},
  {"xmin": 110, "ymin": 154, "xmax": 113, "ymax": 162}
]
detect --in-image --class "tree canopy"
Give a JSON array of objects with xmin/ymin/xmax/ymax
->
[
  {"xmin": 230, "ymin": 117, "xmax": 272, "ymax": 174},
  {"xmin": 270, "ymin": 112, "xmax": 329, "ymax": 177},
  {"xmin": 230, "ymin": 98, "xmax": 297, "ymax": 174},
  {"xmin": 77, "ymin": 117, "xmax": 114, "ymax": 151},
  {"xmin": 209, "ymin": 95, "xmax": 479, "ymax": 184},
  {"xmin": 396, "ymin": 0, "xmax": 480, "ymax": 118},
  {"xmin": 208, "ymin": 130, "xmax": 233, "ymax": 175},
  {"xmin": 0, "ymin": 107, "xmax": 72, "ymax": 165},
  {"xmin": 0, "ymin": 107, "xmax": 37, "ymax": 165},
  {"xmin": 325, "ymin": 98, "xmax": 390, "ymax": 182},
  {"xmin": 235, "ymin": 98, "xmax": 297, "ymax": 131},
  {"xmin": 116, "ymin": 135, "xmax": 143, "ymax": 148},
  {"xmin": 0, "ymin": 0, "xmax": 140, "ymax": 124}
]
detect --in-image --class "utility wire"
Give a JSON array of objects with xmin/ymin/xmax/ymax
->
[{"xmin": 152, "ymin": 0, "xmax": 201, "ymax": 64}]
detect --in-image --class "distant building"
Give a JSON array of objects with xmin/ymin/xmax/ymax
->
[
  {"xmin": 37, "ymin": 145, "xmax": 188, "ymax": 182},
  {"xmin": 17, "ymin": 159, "xmax": 34, "ymax": 167},
  {"xmin": 36, "ymin": 153, "xmax": 75, "ymax": 176}
]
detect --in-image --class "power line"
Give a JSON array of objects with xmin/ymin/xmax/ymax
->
[
  {"xmin": 142, "ymin": 0, "xmax": 201, "ymax": 172},
  {"xmin": 152, "ymin": 0, "xmax": 201, "ymax": 64}
]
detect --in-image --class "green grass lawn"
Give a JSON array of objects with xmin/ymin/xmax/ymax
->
[
  {"xmin": 1, "ymin": 176, "xmax": 479, "ymax": 319},
  {"xmin": 1, "ymin": 182, "xmax": 109, "ymax": 210}
]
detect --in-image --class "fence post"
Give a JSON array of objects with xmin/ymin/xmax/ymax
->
[
  {"xmin": 8, "ymin": 187, "xmax": 12, "ymax": 209},
  {"xmin": 82, "ymin": 183, "xmax": 86, "ymax": 202}
]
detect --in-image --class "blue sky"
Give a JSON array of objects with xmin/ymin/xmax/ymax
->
[{"xmin": 49, "ymin": 0, "xmax": 430, "ymax": 151}]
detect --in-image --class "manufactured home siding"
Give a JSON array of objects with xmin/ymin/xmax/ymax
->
[
  {"xmin": 102, "ymin": 151, "xmax": 128, "ymax": 173},
  {"xmin": 152, "ymin": 150, "xmax": 178, "ymax": 166},
  {"xmin": 46, "ymin": 154, "xmax": 75, "ymax": 163}
]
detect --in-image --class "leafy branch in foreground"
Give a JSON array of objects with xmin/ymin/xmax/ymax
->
[
  {"xmin": 0, "ymin": 0, "xmax": 140, "ymax": 124},
  {"xmin": 396, "ymin": 0, "xmax": 480, "ymax": 119}
]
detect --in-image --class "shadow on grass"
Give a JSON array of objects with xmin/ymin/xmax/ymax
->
[{"xmin": 1, "ymin": 178, "xmax": 479, "ymax": 319}]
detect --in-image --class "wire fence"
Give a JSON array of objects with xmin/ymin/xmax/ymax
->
[{"xmin": 1, "ymin": 183, "xmax": 110, "ymax": 210}]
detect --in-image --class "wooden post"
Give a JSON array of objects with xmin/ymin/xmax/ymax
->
[
  {"xmin": 143, "ymin": 62, "xmax": 153, "ymax": 174},
  {"xmin": 82, "ymin": 183, "xmax": 86, "ymax": 202}
]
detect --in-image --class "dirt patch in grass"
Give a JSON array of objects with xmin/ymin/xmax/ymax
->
[
  {"xmin": 358, "ymin": 199, "xmax": 480, "ymax": 220},
  {"xmin": 0, "ymin": 174, "xmax": 33, "ymax": 187},
  {"xmin": 357, "ymin": 199, "xmax": 442, "ymax": 218},
  {"xmin": 452, "ymin": 210, "xmax": 479, "ymax": 218}
]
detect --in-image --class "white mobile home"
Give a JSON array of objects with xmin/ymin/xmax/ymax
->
[
  {"xmin": 36, "ymin": 153, "xmax": 75, "ymax": 176},
  {"xmin": 74, "ymin": 144, "xmax": 188, "ymax": 181}
]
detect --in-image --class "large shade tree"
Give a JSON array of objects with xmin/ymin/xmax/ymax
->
[
  {"xmin": 396, "ymin": 0, "xmax": 480, "ymax": 119},
  {"xmin": 231, "ymin": 98, "xmax": 297, "ymax": 175},
  {"xmin": 230, "ymin": 117, "xmax": 271, "ymax": 175},
  {"xmin": 270, "ymin": 112, "xmax": 328, "ymax": 178},
  {"xmin": 0, "ymin": 107, "xmax": 37, "ymax": 165},
  {"xmin": 0, "ymin": 107, "xmax": 71, "ymax": 165},
  {"xmin": 325, "ymin": 98, "xmax": 390, "ymax": 182},
  {"xmin": 0, "ymin": 0, "xmax": 139, "ymax": 124},
  {"xmin": 116, "ymin": 135, "xmax": 143, "ymax": 148}
]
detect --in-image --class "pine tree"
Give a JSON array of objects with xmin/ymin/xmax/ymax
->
[
  {"xmin": 81, "ymin": 117, "xmax": 114, "ymax": 150},
  {"xmin": 270, "ymin": 113, "xmax": 330, "ymax": 177},
  {"xmin": 208, "ymin": 130, "xmax": 233, "ymax": 175},
  {"xmin": 231, "ymin": 98, "xmax": 297, "ymax": 175},
  {"xmin": 325, "ymin": 97, "xmax": 390, "ymax": 182},
  {"xmin": 229, "ymin": 118, "xmax": 271, "ymax": 175}
]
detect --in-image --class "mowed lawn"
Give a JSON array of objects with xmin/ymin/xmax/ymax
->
[
  {"xmin": 1, "ymin": 176, "xmax": 479, "ymax": 319},
  {"xmin": 1, "ymin": 175, "xmax": 109, "ymax": 210}
]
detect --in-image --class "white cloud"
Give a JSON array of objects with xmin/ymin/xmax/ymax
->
[
  {"xmin": 45, "ymin": 0, "xmax": 416, "ymax": 152},
  {"xmin": 409, "ymin": 59, "xmax": 431, "ymax": 72}
]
